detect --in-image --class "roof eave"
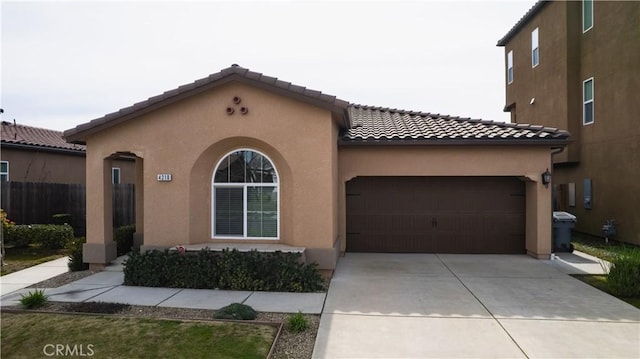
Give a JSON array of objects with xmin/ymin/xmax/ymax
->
[
  {"xmin": 338, "ymin": 138, "xmax": 571, "ymax": 147},
  {"xmin": 64, "ymin": 70, "xmax": 349, "ymax": 144},
  {"xmin": 497, "ymin": 1, "xmax": 549, "ymax": 47},
  {"xmin": 1, "ymin": 141, "xmax": 86, "ymax": 156}
]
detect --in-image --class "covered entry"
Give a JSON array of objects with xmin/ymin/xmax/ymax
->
[{"xmin": 346, "ymin": 176, "xmax": 526, "ymax": 253}]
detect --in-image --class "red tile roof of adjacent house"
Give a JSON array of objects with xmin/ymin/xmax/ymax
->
[
  {"xmin": 1, "ymin": 121, "xmax": 86, "ymax": 153},
  {"xmin": 341, "ymin": 105, "xmax": 570, "ymax": 146}
]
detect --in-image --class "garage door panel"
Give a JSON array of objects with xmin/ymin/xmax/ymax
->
[{"xmin": 346, "ymin": 177, "xmax": 525, "ymax": 254}]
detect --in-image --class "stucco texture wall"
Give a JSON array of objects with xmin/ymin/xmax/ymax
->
[
  {"xmin": 0, "ymin": 148, "xmax": 86, "ymax": 184},
  {"xmin": 84, "ymin": 82, "xmax": 339, "ymax": 259}
]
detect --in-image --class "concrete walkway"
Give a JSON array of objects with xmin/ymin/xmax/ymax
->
[
  {"xmin": 313, "ymin": 253, "xmax": 640, "ymax": 359},
  {"xmin": 0, "ymin": 256, "xmax": 326, "ymax": 314},
  {"xmin": 0, "ymin": 257, "xmax": 69, "ymax": 296}
]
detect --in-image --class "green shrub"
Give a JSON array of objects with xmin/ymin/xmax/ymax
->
[
  {"xmin": 607, "ymin": 249, "xmax": 640, "ymax": 297},
  {"xmin": 214, "ymin": 303, "xmax": 257, "ymax": 320},
  {"xmin": 287, "ymin": 311, "xmax": 309, "ymax": 333},
  {"xmin": 123, "ymin": 248, "xmax": 324, "ymax": 292},
  {"xmin": 67, "ymin": 237, "xmax": 89, "ymax": 271},
  {"xmin": 20, "ymin": 289, "xmax": 49, "ymax": 309},
  {"xmin": 5, "ymin": 225, "xmax": 31, "ymax": 247},
  {"xmin": 6, "ymin": 224, "xmax": 73, "ymax": 249},
  {"xmin": 114, "ymin": 224, "xmax": 136, "ymax": 256},
  {"xmin": 52, "ymin": 213, "xmax": 72, "ymax": 225},
  {"xmin": 32, "ymin": 224, "xmax": 74, "ymax": 249}
]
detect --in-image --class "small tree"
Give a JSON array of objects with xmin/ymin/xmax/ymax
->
[{"xmin": 0, "ymin": 209, "xmax": 16, "ymax": 266}]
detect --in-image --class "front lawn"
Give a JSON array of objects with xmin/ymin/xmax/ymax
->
[
  {"xmin": 1, "ymin": 312, "xmax": 276, "ymax": 358},
  {"xmin": 1, "ymin": 246, "xmax": 67, "ymax": 276},
  {"xmin": 572, "ymin": 274, "xmax": 640, "ymax": 309},
  {"xmin": 572, "ymin": 234, "xmax": 639, "ymax": 262},
  {"xmin": 571, "ymin": 234, "xmax": 640, "ymax": 309}
]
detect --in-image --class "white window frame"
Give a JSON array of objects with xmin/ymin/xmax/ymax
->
[
  {"xmin": 531, "ymin": 28, "xmax": 539, "ymax": 68},
  {"xmin": 112, "ymin": 167, "xmax": 121, "ymax": 184},
  {"xmin": 0, "ymin": 161, "xmax": 8, "ymax": 182},
  {"xmin": 211, "ymin": 149, "xmax": 280, "ymax": 240},
  {"xmin": 583, "ymin": 77, "xmax": 594, "ymax": 125},
  {"xmin": 583, "ymin": 0, "xmax": 593, "ymax": 33},
  {"xmin": 507, "ymin": 50, "xmax": 514, "ymax": 84}
]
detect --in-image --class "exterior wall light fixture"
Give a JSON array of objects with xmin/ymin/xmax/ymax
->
[{"xmin": 541, "ymin": 168, "xmax": 552, "ymax": 188}]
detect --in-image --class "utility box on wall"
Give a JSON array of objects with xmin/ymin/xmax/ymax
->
[{"xmin": 584, "ymin": 178, "xmax": 592, "ymax": 209}]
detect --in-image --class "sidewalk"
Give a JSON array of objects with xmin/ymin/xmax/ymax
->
[
  {"xmin": 0, "ymin": 256, "xmax": 326, "ymax": 314},
  {"xmin": 0, "ymin": 257, "xmax": 69, "ymax": 296}
]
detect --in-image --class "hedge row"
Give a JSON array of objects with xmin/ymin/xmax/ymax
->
[
  {"xmin": 123, "ymin": 249, "xmax": 324, "ymax": 293},
  {"xmin": 4, "ymin": 224, "xmax": 74, "ymax": 249}
]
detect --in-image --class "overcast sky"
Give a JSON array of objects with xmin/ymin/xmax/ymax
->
[{"xmin": 1, "ymin": 0, "xmax": 535, "ymax": 132}]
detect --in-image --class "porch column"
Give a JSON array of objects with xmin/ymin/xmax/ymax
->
[
  {"xmin": 525, "ymin": 178, "xmax": 553, "ymax": 258},
  {"xmin": 133, "ymin": 157, "xmax": 144, "ymax": 249},
  {"xmin": 84, "ymin": 157, "xmax": 117, "ymax": 271}
]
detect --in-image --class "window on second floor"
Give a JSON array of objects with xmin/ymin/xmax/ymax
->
[
  {"xmin": 583, "ymin": 78, "xmax": 594, "ymax": 125},
  {"xmin": 112, "ymin": 167, "xmax": 121, "ymax": 184},
  {"xmin": 531, "ymin": 28, "xmax": 539, "ymax": 67},
  {"xmin": 0, "ymin": 161, "xmax": 8, "ymax": 182},
  {"xmin": 583, "ymin": 0, "xmax": 593, "ymax": 32},
  {"xmin": 507, "ymin": 50, "xmax": 514, "ymax": 84}
]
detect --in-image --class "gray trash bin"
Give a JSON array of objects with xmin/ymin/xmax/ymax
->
[{"xmin": 552, "ymin": 211, "xmax": 577, "ymax": 252}]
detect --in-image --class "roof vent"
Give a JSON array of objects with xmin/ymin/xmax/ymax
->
[{"xmin": 231, "ymin": 64, "xmax": 239, "ymax": 67}]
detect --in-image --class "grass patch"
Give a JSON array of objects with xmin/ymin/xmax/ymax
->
[
  {"xmin": 572, "ymin": 235, "xmax": 640, "ymax": 262},
  {"xmin": 1, "ymin": 312, "xmax": 276, "ymax": 359},
  {"xmin": 1, "ymin": 246, "xmax": 67, "ymax": 276},
  {"xmin": 572, "ymin": 275, "xmax": 640, "ymax": 309}
]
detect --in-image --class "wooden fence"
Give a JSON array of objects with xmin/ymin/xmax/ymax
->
[{"xmin": 1, "ymin": 182, "xmax": 135, "ymax": 236}]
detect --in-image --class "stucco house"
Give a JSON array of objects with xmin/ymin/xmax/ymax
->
[
  {"xmin": 64, "ymin": 65, "xmax": 570, "ymax": 270},
  {"xmin": 1, "ymin": 121, "xmax": 135, "ymax": 185}
]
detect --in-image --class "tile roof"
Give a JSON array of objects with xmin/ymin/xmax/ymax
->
[
  {"xmin": 64, "ymin": 64, "xmax": 349, "ymax": 144},
  {"xmin": 341, "ymin": 105, "xmax": 570, "ymax": 145},
  {"xmin": 497, "ymin": 1, "xmax": 549, "ymax": 46},
  {"xmin": 63, "ymin": 65, "xmax": 570, "ymax": 148},
  {"xmin": 1, "ymin": 121, "xmax": 86, "ymax": 153}
]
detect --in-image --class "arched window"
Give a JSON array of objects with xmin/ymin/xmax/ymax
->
[{"xmin": 212, "ymin": 150, "xmax": 278, "ymax": 239}]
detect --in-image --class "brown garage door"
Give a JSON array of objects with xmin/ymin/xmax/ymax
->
[{"xmin": 346, "ymin": 176, "xmax": 526, "ymax": 254}]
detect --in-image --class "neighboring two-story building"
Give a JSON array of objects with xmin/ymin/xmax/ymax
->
[{"xmin": 497, "ymin": 0, "xmax": 640, "ymax": 245}]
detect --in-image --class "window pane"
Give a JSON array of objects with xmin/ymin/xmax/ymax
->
[
  {"xmin": 228, "ymin": 152, "xmax": 245, "ymax": 182},
  {"xmin": 583, "ymin": 0, "xmax": 593, "ymax": 31},
  {"xmin": 215, "ymin": 187, "xmax": 244, "ymax": 235},
  {"xmin": 247, "ymin": 186, "xmax": 277, "ymax": 237},
  {"xmin": 584, "ymin": 79, "xmax": 593, "ymax": 100},
  {"xmin": 262, "ymin": 156, "xmax": 277, "ymax": 183},
  {"xmin": 507, "ymin": 51, "xmax": 513, "ymax": 83},
  {"xmin": 0, "ymin": 174, "xmax": 7, "ymax": 182},
  {"xmin": 532, "ymin": 48, "xmax": 539, "ymax": 67},
  {"xmin": 245, "ymin": 152, "xmax": 263, "ymax": 183},
  {"xmin": 214, "ymin": 157, "xmax": 229, "ymax": 183},
  {"xmin": 584, "ymin": 102, "xmax": 594, "ymax": 124},
  {"xmin": 0, "ymin": 162, "xmax": 7, "ymax": 172}
]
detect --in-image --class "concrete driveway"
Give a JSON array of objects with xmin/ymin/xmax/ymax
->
[{"xmin": 312, "ymin": 253, "xmax": 640, "ymax": 358}]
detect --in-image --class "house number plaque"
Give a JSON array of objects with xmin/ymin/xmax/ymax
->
[{"xmin": 157, "ymin": 174, "xmax": 172, "ymax": 182}]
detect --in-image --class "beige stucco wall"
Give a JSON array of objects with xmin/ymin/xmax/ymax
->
[
  {"xmin": 0, "ymin": 147, "xmax": 134, "ymax": 185},
  {"xmin": 0, "ymin": 148, "xmax": 86, "ymax": 184},
  {"xmin": 84, "ymin": 82, "xmax": 340, "ymax": 267},
  {"xmin": 338, "ymin": 145, "xmax": 555, "ymax": 258}
]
